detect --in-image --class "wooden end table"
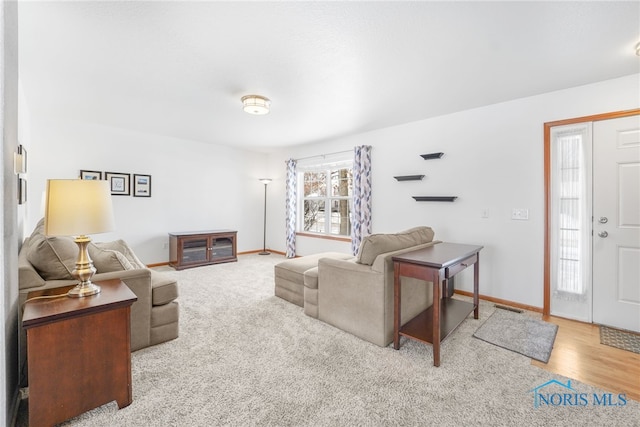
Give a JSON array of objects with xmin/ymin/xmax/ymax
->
[
  {"xmin": 22, "ymin": 279, "xmax": 137, "ymax": 427},
  {"xmin": 393, "ymin": 243, "xmax": 483, "ymax": 366}
]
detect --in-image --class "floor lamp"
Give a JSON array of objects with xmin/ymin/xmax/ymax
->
[{"xmin": 259, "ymin": 179, "xmax": 272, "ymax": 255}]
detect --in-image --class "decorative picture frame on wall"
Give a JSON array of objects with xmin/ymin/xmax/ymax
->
[
  {"xmin": 18, "ymin": 178, "xmax": 27, "ymax": 204},
  {"xmin": 80, "ymin": 170, "xmax": 102, "ymax": 180},
  {"xmin": 133, "ymin": 174, "xmax": 152, "ymax": 197},
  {"xmin": 105, "ymin": 172, "xmax": 131, "ymax": 196}
]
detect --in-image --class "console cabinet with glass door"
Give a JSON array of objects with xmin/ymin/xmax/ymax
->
[{"xmin": 169, "ymin": 230, "xmax": 237, "ymax": 270}]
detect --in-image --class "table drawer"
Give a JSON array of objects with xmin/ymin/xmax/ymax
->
[{"xmin": 446, "ymin": 254, "xmax": 477, "ymax": 278}]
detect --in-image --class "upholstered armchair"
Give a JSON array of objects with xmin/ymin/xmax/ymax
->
[{"xmin": 18, "ymin": 219, "xmax": 179, "ymax": 381}]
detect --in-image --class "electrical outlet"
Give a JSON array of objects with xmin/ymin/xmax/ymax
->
[
  {"xmin": 511, "ymin": 208, "xmax": 529, "ymax": 220},
  {"xmin": 481, "ymin": 208, "xmax": 489, "ymax": 218},
  {"xmin": 163, "ymin": 242, "xmax": 169, "ymax": 249}
]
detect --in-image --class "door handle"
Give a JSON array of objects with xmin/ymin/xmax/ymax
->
[
  {"xmin": 598, "ymin": 217, "xmax": 608, "ymax": 224},
  {"xmin": 598, "ymin": 231, "xmax": 608, "ymax": 238}
]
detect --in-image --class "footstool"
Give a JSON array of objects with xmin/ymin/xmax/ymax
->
[{"xmin": 274, "ymin": 252, "xmax": 354, "ymax": 307}]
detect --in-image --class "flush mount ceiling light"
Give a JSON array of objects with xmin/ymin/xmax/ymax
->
[
  {"xmin": 241, "ymin": 95, "xmax": 271, "ymax": 115},
  {"xmin": 636, "ymin": 42, "xmax": 640, "ymax": 57}
]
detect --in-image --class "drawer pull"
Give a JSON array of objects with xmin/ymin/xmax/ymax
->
[{"xmin": 461, "ymin": 263, "xmax": 468, "ymax": 267}]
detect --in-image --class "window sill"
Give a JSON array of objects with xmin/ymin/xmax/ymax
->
[{"xmin": 296, "ymin": 232, "xmax": 351, "ymax": 243}]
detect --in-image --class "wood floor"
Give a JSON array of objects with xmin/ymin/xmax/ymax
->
[{"xmin": 532, "ymin": 315, "xmax": 640, "ymax": 402}]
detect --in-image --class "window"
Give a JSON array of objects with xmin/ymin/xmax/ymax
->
[
  {"xmin": 549, "ymin": 123, "xmax": 592, "ymax": 322},
  {"xmin": 298, "ymin": 160, "xmax": 353, "ymax": 237},
  {"xmin": 552, "ymin": 128, "xmax": 590, "ymax": 296}
]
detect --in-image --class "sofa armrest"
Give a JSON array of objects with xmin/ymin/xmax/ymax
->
[
  {"xmin": 317, "ymin": 258, "xmax": 388, "ymax": 346},
  {"xmin": 18, "ymin": 263, "xmax": 45, "ymax": 291},
  {"xmin": 94, "ymin": 268, "xmax": 152, "ymax": 350},
  {"xmin": 18, "ymin": 246, "xmax": 46, "ymax": 290},
  {"xmin": 318, "ymin": 244, "xmax": 438, "ymax": 347}
]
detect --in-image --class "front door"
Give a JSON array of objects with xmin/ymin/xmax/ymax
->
[{"xmin": 592, "ymin": 115, "xmax": 640, "ymax": 332}]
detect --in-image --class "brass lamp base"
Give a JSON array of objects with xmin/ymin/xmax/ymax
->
[
  {"xmin": 68, "ymin": 234, "xmax": 101, "ymax": 298},
  {"xmin": 67, "ymin": 282, "xmax": 101, "ymax": 298}
]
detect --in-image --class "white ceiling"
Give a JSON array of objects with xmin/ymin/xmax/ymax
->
[{"xmin": 18, "ymin": 1, "xmax": 640, "ymax": 152}]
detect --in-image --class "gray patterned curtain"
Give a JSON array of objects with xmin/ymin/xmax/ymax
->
[
  {"xmin": 351, "ymin": 145, "xmax": 372, "ymax": 255},
  {"xmin": 285, "ymin": 158, "xmax": 297, "ymax": 258}
]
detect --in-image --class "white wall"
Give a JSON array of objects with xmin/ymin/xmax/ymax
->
[
  {"xmin": 266, "ymin": 74, "xmax": 640, "ymax": 309},
  {"xmin": 2, "ymin": 1, "xmax": 20, "ymax": 424},
  {"xmin": 24, "ymin": 115, "xmax": 270, "ymax": 264}
]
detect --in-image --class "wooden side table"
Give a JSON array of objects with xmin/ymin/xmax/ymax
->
[
  {"xmin": 22, "ymin": 279, "xmax": 137, "ymax": 427},
  {"xmin": 393, "ymin": 243, "xmax": 483, "ymax": 366}
]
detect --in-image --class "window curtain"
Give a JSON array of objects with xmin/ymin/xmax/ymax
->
[
  {"xmin": 549, "ymin": 123, "xmax": 592, "ymax": 322},
  {"xmin": 285, "ymin": 158, "xmax": 297, "ymax": 258},
  {"xmin": 351, "ymin": 145, "xmax": 372, "ymax": 255}
]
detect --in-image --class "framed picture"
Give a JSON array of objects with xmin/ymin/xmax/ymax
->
[
  {"xmin": 105, "ymin": 172, "xmax": 131, "ymax": 196},
  {"xmin": 80, "ymin": 170, "xmax": 102, "ymax": 180},
  {"xmin": 18, "ymin": 178, "xmax": 27, "ymax": 205},
  {"xmin": 133, "ymin": 174, "xmax": 152, "ymax": 197}
]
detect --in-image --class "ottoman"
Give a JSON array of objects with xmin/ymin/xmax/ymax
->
[{"xmin": 274, "ymin": 252, "xmax": 353, "ymax": 307}]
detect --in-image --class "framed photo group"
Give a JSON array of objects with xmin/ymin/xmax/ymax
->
[{"xmin": 80, "ymin": 170, "xmax": 152, "ymax": 197}]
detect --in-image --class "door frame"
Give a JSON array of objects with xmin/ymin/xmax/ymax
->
[{"xmin": 543, "ymin": 108, "xmax": 640, "ymax": 317}]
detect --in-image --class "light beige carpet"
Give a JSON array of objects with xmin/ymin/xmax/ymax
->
[{"xmin": 18, "ymin": 254, "xmax": 639, "ymax": 426}]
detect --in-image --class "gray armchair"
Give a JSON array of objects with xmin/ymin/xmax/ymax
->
[{"xmin": 18, "ymin": 220, "xmax": 179, "ymax": 381}]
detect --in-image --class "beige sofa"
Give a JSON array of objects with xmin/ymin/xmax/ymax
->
[
  {"xmin": 18, "ymin": 220, "xmax": 179, "ymax": 376},
  {"xmin": 276, "ymin": 226, "xmax": 440, "ymax": 347}
]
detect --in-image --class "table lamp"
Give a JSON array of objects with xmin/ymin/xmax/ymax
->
[{"xmin": 44, "ymin": 179, "xmax": 115, "ymax": 297}]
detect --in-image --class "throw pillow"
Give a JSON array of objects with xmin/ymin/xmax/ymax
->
[
  {"xmin": 26, "ymin": 233, "xmax": 77, "ymax": 280},
  {"xmin": 94, "ymin": 240, "xmax": 146, "ymax": 269},
  {"xmin": 356, "ymin": 226, "xmax": 435, "ymax": 266},
  {"xmin": 89, "ymin": 246, "xmax": 134, "ymax": 272}
]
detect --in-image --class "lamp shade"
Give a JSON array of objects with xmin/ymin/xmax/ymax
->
[{"xmin": 45, "ymin": 179, "xmax": 115, "ymax": 237}]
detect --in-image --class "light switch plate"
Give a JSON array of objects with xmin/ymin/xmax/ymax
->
[{"xmin": 511, "ymin": 208, "xmax": 529, "ymax": 220}]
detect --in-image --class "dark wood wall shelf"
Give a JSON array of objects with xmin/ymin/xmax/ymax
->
[
  {"xmin": 394, "ymin": 175, "xmax": 425, "ymax": 181},
  {"xmin": 412, "ymin": 196, "xmax": 457, "ymax": 202},
  {"xmin": 420, "ymin": 152, "xmax": 444, "ymax": 160}
]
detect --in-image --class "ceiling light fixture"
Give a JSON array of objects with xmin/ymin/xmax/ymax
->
[
  {"xmin": 636, "ymin": 42, "xmax": 640, "ymax": 57},
  {"xmin": 241, "ymin": 95, "xmax": 271, "ymax": 115}
]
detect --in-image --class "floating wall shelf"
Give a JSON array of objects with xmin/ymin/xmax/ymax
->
[
  {"xmin": 420, "ymin": 152, "xmax": 444, "ymax": 160},
  {"xmin": 412, "ymin": 196, "xmax": 457, "ymax": 202},
  {"xmin": 394, "ymin": 175, "xmax": 425, "ymax": 181}
]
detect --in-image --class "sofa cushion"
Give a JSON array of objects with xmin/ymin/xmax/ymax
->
[
  {"xmin": 356, "ymin": 226, "xmax": 435, "ymax": 266},
  {"xmin": 89, "ymin": 246, "xmax": 134, "ymax": 273},
  {"xmin": 25, "ymin": 233, "xmax": 77, "ymax": 280}
]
